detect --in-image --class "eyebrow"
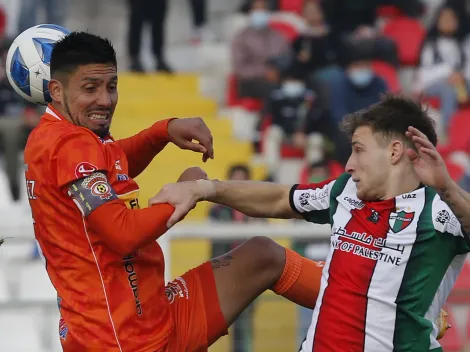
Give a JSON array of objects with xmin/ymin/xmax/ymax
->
[
  {"xmin": 81, "ymin": 75, "xmax": 118, "ymax": 83},
  {"xmin": 351, "ymin": 141, "xmax": 364, "ymax": 147}
]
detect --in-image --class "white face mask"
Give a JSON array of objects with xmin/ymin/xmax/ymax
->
[
  {"xmin": 282, "ymin": 81, "xmax": 306, "ymax": 98},
  {"xmin": 348, "ymin": 68, "xmax": 374, "ymax": 87},
  {"xmin": 250, "ymin": 10, "xmax": 270, "ymax": 29}
]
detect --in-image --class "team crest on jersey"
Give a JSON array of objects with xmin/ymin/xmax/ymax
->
[
  {"xmin": 389, "ymin": 210, "xmax": 415, "ymax": 233},
  {"xmin": 81, "ymin": 172, "xmax": 113, "ymax": 200}
]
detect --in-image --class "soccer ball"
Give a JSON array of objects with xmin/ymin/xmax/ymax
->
[{"xmin": 6, "ymin": 24, "xmax": 70, "ymax": 105}]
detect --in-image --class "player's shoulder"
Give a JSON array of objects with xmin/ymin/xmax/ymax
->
[
  {"xmin": 429, "ymin": 190, "xmax": 462, "ymax": 235},
  {"xmin": 31, "ymin": 115, "xmax": 102, "ymax": 151}
]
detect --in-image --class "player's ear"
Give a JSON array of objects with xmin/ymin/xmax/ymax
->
[
  {"xmin": 390, "ymin": 140, "xmax": 404, "ymax": 165},
  {"xmin": 48, "ymin": 79, "xmax": 63, "ymax": 103}
]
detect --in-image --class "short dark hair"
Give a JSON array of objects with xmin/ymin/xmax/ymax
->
[
  {"xmin": 228, "ymin": 164, "xmax": 251, "ymax": 179},
  {"xmin": 339, "ymin": 94, "xmax": 438, "ymax": 148},
  {"xmin": 50, "ymin": 31, "xmax": 117, "ymax": 79}
]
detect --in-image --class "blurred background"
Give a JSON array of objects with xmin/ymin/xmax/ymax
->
[{"xmin": 0, "ymin": 0, "xmax": 470, "ymax": 350}]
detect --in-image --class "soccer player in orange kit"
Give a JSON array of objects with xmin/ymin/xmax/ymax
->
[{"xmin": 24, "ymin": 31, "xmax": 325, "ymax": 351}]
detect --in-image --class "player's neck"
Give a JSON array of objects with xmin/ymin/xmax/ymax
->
[
  {"xmin": 50, "ymin": 102, "xmax": 72, "ymax": 124},
  {"xmin": 383, "ymin": 167, "xmax": 421, "ymax": 200}
]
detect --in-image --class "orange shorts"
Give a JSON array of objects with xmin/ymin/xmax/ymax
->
[{"xmin": 163, "ymin": 261, "xmax": 228, "ymax": 352}]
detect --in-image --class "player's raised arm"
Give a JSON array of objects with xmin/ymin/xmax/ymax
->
[
  {"xmin": 116, "ymin": 117, "xmax": 214, "ymax": 178},
  {"xmin": 406, "ymin": 126, "xmax": 470, "ymax": 233}
]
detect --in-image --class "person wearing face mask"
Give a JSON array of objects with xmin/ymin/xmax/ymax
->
[
  {"xmin": 263, "ymin": 64, "xmax": 330, "ymax": 180},
  {"xmin": 231, "ymin": 0, "xmax": 290, "ymax": 100},
  {"xmin": 329, "ymin": 54, "xmax": 388, "ymax": 165}
]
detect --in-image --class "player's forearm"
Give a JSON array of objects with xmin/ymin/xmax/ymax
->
[
  {"xmin": 204, "ymin": 180, "xmax": 294, "ymax": 219},
  {"xmin": 87, "ymin": 200, "xmax": 174, "ymax": 255},
  {"xmin": 437, "ymin": 180, "xmax": 470, "ymax": 233},
  {"xmin": 116, "ymin": 119, "xmax": 174, "ymax": 178}
]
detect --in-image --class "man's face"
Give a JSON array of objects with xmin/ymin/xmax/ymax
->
[
  {"xmin": 52, "ymin": 63, "xmax": 118, "ymax": 138},
  {"xmin": 230, "ymin": 170, "xmax": 249, "ymax": 181},
  {"xmin": 345, "ymin": 126, "xmax": 391, "ymax": 201}
]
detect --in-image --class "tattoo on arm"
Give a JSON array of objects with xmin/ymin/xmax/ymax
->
[
  {"xmin": 211, "ymin": 255, "xmax": 233, "ymax": 269},
  {"xmin": 438, "ymin": 187, "xmax": 470, "ymax": 233}
]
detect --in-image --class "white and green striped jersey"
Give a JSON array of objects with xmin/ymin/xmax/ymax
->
[{"xmin": 290, "ymin": 173, "xmax": 469, "ymax": 352}]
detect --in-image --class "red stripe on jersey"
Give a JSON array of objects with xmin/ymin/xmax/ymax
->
[
  {"xmin": 313, "ymin": 199, "xmax": 395, "ymax": 351},
  {"xmin": 296, "ymin": 178, "xmax": 336, "ymax": 191}
]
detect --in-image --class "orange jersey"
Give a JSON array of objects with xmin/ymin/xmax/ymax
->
[{"xmin": 25, "ymin": 106, "xmax": 174, "ymax": 351}]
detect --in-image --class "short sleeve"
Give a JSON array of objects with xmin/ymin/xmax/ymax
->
[
  {"xmin": 289, "ymin": 178, "xmax": 337, "ymax": 224},
  {"xmin": 432, "ymin": 195, "xmax": 470, "ymax": 254},
  {"xmin": 51, "ymin": 130, "xmax": 109, "ymax": 188}
]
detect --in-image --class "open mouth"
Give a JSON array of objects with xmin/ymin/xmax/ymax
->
[{"xmin": 89, "ymin": 113, "xmax": 110, "ymax": 121}]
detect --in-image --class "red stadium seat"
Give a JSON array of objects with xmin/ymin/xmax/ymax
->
[
  {"xmin": 226, "ymin": 74, "xmax": 264, "ymax": 111},
  {"xmin": 227, "ymin": 74, "xmax": 239, "ymax": 107},
  {"xmin": 269, "ymin": 20, "xmax": 300, "ymax": 42},
  {"xmin": 371, "ymin": 60, "xmax": 401, "ymax": 92},
  {"xmin": 383, "ymin": 17, "xmax": 426, "ymax": 66},
  {"xmin": 448, "ymin": 260, "xmax": 470, "ymax": 304},
  {"xmin": 445, "ymin": 160, "xmax": 466, "ymax": 182},
  {"xmin": 438, "ymin": 109, "xmax": 470, "ymax": 157},
  {"xmin": 422, "ymin": 96, "xmax": 441, "ymax": 109},
  {"xmin": 260, "ymin": 116, "xmax": 305, "ymax": 158},
  {"xmin": 279, "ymin": 0, "xmax": 305, "ymax": 14},
  {"xmin": 439, "ymin": 307, "xmax": 464, "ymax": 351},
  {"xmin": 376, "ymin": 5, "xmax": 403, "ymax": 19},
  {"xmin": 0, "ymin": 6, "xmax": 5, "ymax": 37}
]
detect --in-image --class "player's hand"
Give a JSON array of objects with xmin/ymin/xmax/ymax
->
[
  {"xmin": 436, "ymin": 309, "xmax": 451, "ymax": 340},
  {"xmin": 167, "ymin": 118, "xmax": 214, "ymax": 162},
  {"xmin": 177, "ymin": 167, "xmax": 208, "ymax": 182},
  {"xmin": 405, "ymin": 126, "xmax": 452, "ymax": 190},
  {"xmin": 149, "ymin": 182, "xmax": 202, "ymax": 228}
]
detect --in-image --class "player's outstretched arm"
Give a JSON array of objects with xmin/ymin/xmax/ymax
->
[
  {"xmin": 149, "ymin": 179, "xmax": 301, "ymax": 228},
  {"xmin": 406, "ymin": 126, "xmax": 470, "ymax": 232}
]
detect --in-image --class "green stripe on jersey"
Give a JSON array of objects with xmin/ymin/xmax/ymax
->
[
  {"xmin": 328, "ymin": 173, "xmax": 351, "ymax": 223},
  {"xmin": 393, "ymin": 188, "xmax": 457, "ymax": 351}
]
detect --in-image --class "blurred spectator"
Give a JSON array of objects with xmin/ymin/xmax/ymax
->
[
  {"xmin": 305, "ymin": 158, "xmax": 331, "ymax": 183},
  {"xmin": 127, "ymin": 0, "xmax": 173, "ymax": 73},
  {"xmin": 189, "ymin": 0, "xmax": 215, "ymax": 43},
  {"xmin": 264, "ymin": 64, "xmax": 329, "ymax": 180},
  {"xmin": 321, "ymin": 0, "xmax": 400, "ymax": 66},
  {"xmin": 292, "ymin": 1, "xmax": 341, "ymax": 85},
  {"xmin": 445, "ymin": 0, "xmax": 470, "ymax": 36},
  {"xmin": 0, "ymin": 38, "xmax": 40, "ymax": 201},
  {"xmin": 18, "ymin": 0, "xmax": 68, "ymax": 32},
  {"xmin": 231, "ymin": 0, "xmax": 290, "ymax": 100},
  {"xmin": 208, "ymin": 163, "xmax": 261, "ymax": 352},
  {"xmin": 418, "ymin": 6, "xmax": 470, "ymax": 135},
  {"xmin": 329, "ymin": 54, "xmax": 388, "ymax": 164},
  {"xmin": 240, "ymin": 0, "xmax": 279, "ymax": 12}
]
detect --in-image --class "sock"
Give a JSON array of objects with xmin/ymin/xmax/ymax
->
[{"xmin": 271, "ymin": 248, "xmax": 324, "ymax": 309}]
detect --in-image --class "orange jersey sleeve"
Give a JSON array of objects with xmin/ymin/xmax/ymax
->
[{"xmin": 115, "ymin": 119, "xmax": 174, "ymax": 178}]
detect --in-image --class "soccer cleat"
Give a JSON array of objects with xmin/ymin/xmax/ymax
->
[{"xmin": 436, "ymin": 309, "xmax": 451, "ymax": 340}]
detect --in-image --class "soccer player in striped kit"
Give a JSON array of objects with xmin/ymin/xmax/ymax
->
[{"xmin": 153, "ymin": 95, "xmax": 464, "ymax": 351}]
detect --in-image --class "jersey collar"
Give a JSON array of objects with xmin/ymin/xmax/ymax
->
[{"xmin": 44, "ymin": 104, "xmax": 64, "ymax": 122}]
